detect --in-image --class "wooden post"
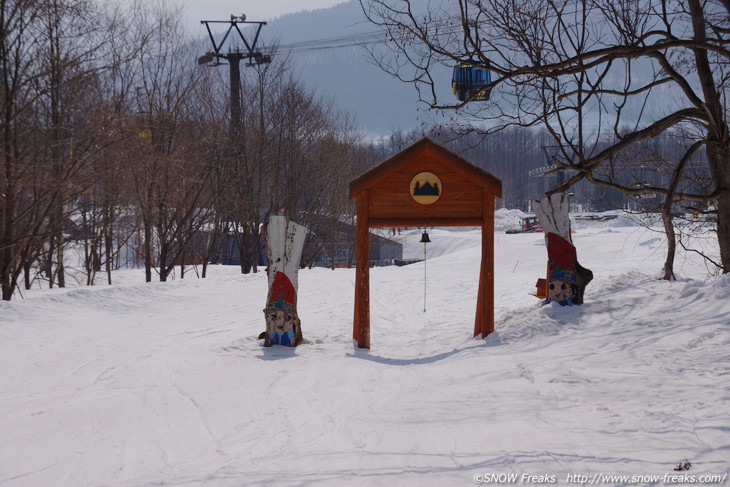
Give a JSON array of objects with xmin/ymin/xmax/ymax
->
[
  {"xmin": 475, "ymin": 191, "xmax": 495, "ymax": 338},
  {"xmin": 474, "ymin": 265, "xmax": 484, "ymax": 337},
  {"xmin": 484, "ymin": 193, "xmax": 495, "ymax": 336},
  {"xmin": 354, "ymin": 191, "xmax": 370, "ymax": 349}
]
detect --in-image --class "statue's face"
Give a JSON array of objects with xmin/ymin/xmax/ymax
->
[
  {"xmin": 548, "ymin": 279, "xmax": 573, "ymax": 302},
  {"xmin": 267, "ymin": 310, "xmax": 295, "ymax": 332}
]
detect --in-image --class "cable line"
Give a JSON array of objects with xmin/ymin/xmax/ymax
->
[{"xmin": 256, "ymin": 17, "xmax": 466, "ymax": 55}]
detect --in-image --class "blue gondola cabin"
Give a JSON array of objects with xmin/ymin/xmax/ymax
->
[{"xmin": 452, "ymin": 64, "xmax": 492, "ymax": 102}]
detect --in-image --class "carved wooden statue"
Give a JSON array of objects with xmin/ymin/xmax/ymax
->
[
  {"xmin": 263, "ymin": 214, "xmax": 307, "ymax": 346},
  {"xmin": 535, "ymin": 193, "xmax": 593, "ymax": 305}
]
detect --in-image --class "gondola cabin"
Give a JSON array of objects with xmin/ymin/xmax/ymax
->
[{"xmin": 452, "ymin": 64, "xmax": 492, "ymax": 102}]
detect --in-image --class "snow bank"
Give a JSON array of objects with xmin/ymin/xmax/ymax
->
[{"xmin": 0, "ymin": 224, "xmax": 727, "ymax": 487}]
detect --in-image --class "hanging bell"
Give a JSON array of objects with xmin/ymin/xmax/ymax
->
[{"xmin": 420, "ymin": 231, "xmax": 431, "ymax": 243}]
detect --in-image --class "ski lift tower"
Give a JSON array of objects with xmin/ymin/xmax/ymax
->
[{"xmin": 198, "ymin": 15, "xmax": 271, "ymax": 136}]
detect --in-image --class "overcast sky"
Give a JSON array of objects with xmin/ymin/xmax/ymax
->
[{"xmin": 178, "ymin": 0, "xmax": 348, "ymax": 33}]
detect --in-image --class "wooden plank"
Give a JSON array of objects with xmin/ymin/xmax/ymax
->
[
  {"xmin": 369, "ymin": 172, "xmax": 483, "ymax": 191},
  {"xmin": 369, "ymin": 217, "xmax": 484, "ymax": 228},
  {"xmin": 370, "ymin": 211, "xmax": 482, "ymax": 223},
  {"xmin": 370, "ymin": 194, "xmax": 483, "ymax": 211},
  {"xmin": 369, "ymin": 188, "xmax": 484, "ymax": 200},
  {"xmin": 370, "ymin": 210, "xmax": 483, "ymax": 222},
  {"xmin": 370, "ymin": 203, "xmax": 483, "ymax": 214},
  {"xmin": 370, "ymin": 182, "xmax": 483, "ymax": 200},
  {"xmin": 354, "ymin": 191, "xmax": 370, "ymax": 349},
  {"xmin": 368, "ymin": 175, "xmax": 485, "ymax": 220}
]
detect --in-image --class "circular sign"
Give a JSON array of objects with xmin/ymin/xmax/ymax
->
[{"xmin": 410, "ymin": 172, "xmax": 442, "ymax": 205}]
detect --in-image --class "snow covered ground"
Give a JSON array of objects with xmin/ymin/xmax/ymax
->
[{"xmin": 1, "ymin": 212, "xmax": 728, "ymax": 487}]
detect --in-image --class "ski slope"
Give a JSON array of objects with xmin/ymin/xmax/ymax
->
[{"xmin": 1, "ymin": 212, "xmax": 728, "ymax": 486}]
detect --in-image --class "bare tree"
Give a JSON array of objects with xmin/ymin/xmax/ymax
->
[
  {"xmin": 1, "ymin": 0, "xmax": 47, "ymax": 299},
  {"xmin": 360, "ymin": 0, "xmax": 730, "ymax": 274},
  {"xmin": 579, "ymin": 132, "xmax": 706, "ymax": 279},
  {"xmin": 2, "ymin": 0, "xmax": 376, "ymax": 298},
  {"xmin": 1, "ymin": 0, "xmax": 143, "ymax": 299},
  {"xmin": 130, "ymin": 6, "xmax": 217, "ymax": 282}
]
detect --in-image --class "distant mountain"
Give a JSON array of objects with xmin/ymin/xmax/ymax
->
[{"xmin": 263, "ymin": 1, "xmax": 446, "ymax": 135}]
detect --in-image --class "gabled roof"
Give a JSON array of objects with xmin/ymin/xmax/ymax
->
[{"xmin": 350, "ymin": 137, "xmax": 502, "ymax": 198}]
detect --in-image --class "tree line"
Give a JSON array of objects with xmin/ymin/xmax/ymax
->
[
  {"xmin": 0, "ymin": 0, "xmax": 376, "ymax": 300},
  {"xmin": 4, "ymin": 0, "xmax": 724, "ymax": 301}
]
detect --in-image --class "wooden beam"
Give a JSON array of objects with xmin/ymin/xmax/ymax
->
[
  {"xmin": 354, "ymin": 191, "xmax": 371, "ymax": 349},
  {"xmin": 483, "ymin": 192, "xmax": 495, "ymax": 336},
  {"xmin": 475, "ymin": 191, "xmax": 495, "ymax": 338},
  {"xmin": 369, "ymin": 217, "xmax": 484, "ymax": 228},
  {"xmin": 475, "ymin": 263, "xmax": 484, "ymax": 337}
]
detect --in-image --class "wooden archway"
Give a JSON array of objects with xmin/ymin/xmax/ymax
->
[{"xmin": 349, "ymin": 137, "xmax": 502, "ymax": 349}]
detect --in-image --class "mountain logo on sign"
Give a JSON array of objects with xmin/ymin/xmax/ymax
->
[
  {"xmin": 409, "ymin": 172, "xmax": 442, "ymax": 205},
  {"xmin": 412, "ymin": 181, "xmax": 440, "ymax": 196}
]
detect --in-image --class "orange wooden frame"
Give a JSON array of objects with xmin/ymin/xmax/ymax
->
[{"xmin": 349, "ymin": 138, "xmax": 502, "ymax": 349}]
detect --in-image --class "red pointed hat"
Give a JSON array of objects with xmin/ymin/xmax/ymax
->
[{"xmin": 269, "ymin": 271, "xmax": 296, "ymax": 306}]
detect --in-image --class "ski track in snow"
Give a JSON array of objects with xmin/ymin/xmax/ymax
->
[{"xmin": 0, "ymin": 218, "xmax": 729, "ymax": 486}]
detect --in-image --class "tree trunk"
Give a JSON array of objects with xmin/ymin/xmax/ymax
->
[
  {"xmin": 159, "ymin": 242, "xmax": 168, "ymax": 282},
  {"xmin": 54, "ymin": 216, "xmax": 65, "ymax": 289},
  {"xmin": 240, "ymin": 250, "xmax": 251, "ymax": 274},
  {"xmin": 1, "ymin": 228, "xmax": 13, "ymax": 301},
  {"xmin": 144, "ymin": 221, "xmax": 152, "ymax": 283},
  {"xmin": 716, "ymin": 174, "xmax": 730, "ymax": 274},
  {"xmin": 263, "ymin": 215, "xmax": 307, "ymax": 347},
  {"xmin": 201, "ymin": 219, "xmax": 221, "ymax": 279},
  {"xmin": 661, "ymin": 209, "xmax": 677, "ymax": 280},
  {"xmin": 688, "ymin": 0, "xmax": 729, "ymax": 273},
  {"xmin": 659, "ymin": 145, "xmax": 694, "ymax": 281},
  {"xmin": 105, "ymin": 224, "xmax": 113, "ymax": 285},
  {"xmin": 238, "ymin": 227, "xmax": 258, "ymax": 274},
  {"xmin": 47, "ymin": 238, "xmax": 55, "ymax": 289},
  {"xmin": 702, "ymin": 141, "xmax": 730, "ymax": 274},
  {"xmin": 24, "ymin": 259, "xmax": 31, "ymax": 290},
  {"xmin": 535, "ymin": 193, "xmax": 593, "ymax": 305}
]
